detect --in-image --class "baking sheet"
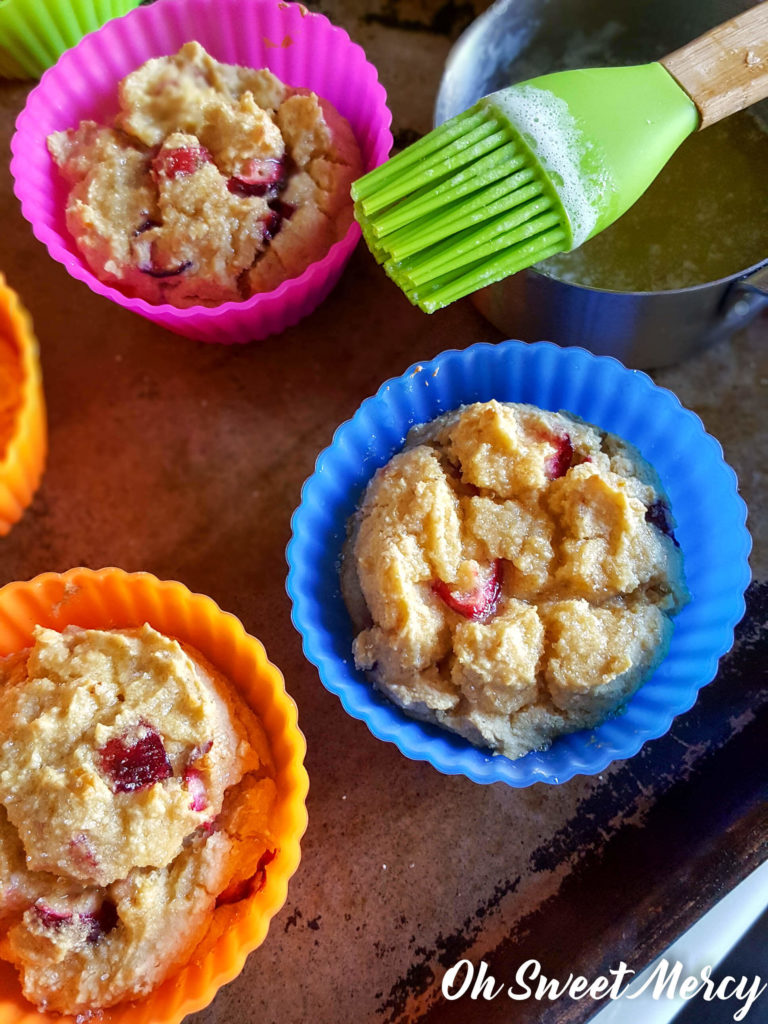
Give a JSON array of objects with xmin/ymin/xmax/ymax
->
[{"xmin": 0, "ymin": 0, "xmax": 766, "ymax": 1019}]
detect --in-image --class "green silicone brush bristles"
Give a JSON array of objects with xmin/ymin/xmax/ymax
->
[
  {"xmin": 352, "ymin": 104, "xmax": 572, "ymax": 314},
  {"xmin": 353, "ymin": 62, "xmax": 704, "ymax": 313}
]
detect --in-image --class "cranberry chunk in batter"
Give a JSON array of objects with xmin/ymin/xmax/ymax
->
[{"xmin": 99, "ymin": 725, "xmax": 173, "ymax": 793}]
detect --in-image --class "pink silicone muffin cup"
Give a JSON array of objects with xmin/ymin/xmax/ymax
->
[{"xmin": 10, "ymin": 0, "xmax": 392, "ymax": 344}]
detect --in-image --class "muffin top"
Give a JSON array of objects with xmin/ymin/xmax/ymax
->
[
  {"xmin": 343, "ymin": 400, "xmax": 689, "ymax": 759},
  {"xmin": 0, "ymin": 623, "xmax": 267, "ymax": 886},
  {"xmin": 47, "ymin": 41, "xmax": 363, "ymax": 307},
  {"xmin": 0, "ymin": 622, "xmax": 277, "ymax": 1013},
  {"xmin": 0, "ymin": 772, "xmax": 276, "ymax": 1014}
]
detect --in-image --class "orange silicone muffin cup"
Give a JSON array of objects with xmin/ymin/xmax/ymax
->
[
  {"xmin": 0, "ymin": 274, "xmax": 46, "ymax": 536},
  {"xmin": 0, "ymin": 566, "xmax": 308, "ymax": 1024}
]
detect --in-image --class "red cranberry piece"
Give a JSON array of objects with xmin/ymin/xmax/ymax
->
[
  {"xmin": 261, "ymin": 210, "xmax": 283, "ymax": 241},
  {"xmin": 35, "ymin": 904, "xmax": 73, "ymax": 929},
  {"xmin": 184, "ymin": 741, "xmax": 212, "ymax": 811},
  {"xmin": 433, "ymin": 560, "xmax": 503, "ymax": 621},
  {"xmin": 227, "ymin": 157, "xmax": 286, "ymax": 198},
  {"xmin": 242, "ymin": 157, "xmax": 285, "ymax": 184},
  {"xmin": 646, "ymin": 500, "xmax": 680, "ymax": 547},
  {"xmin": 152, "ymin": 145, "xmax": 212, "ymax": 180},
  {"xmin": 269, "ymin": 199, "xmax": 295, "ymax": 220},
  {"xmin": 215, "ymin": 849, "xmax": 276, "ymax": 907},
  {"xmin": 81, "ymin": 900, "xmax": 118, "ymax": 943},
  {"xmin": 36, "ymin": 901, "xmax": 118, "ymax": 942},
  {"xmin": 544, "ymin": 433, "xmax": 574, "ymax": 479},
  {"xmin": 99, "ymin": 726, "xmax": 172, "ymax": 793},
  {"xmin": 68, "ymin": 833, "xmax": 98, "ymax": 870},
  {"xmin": 227, "ymin": 178, "xmax": 259, "ymax": 197},
  {"xmin": 184, "ymin": 766, "xmax": 208, "ymax": 812},
  {"xmin": 259, "ymin": 201, "xmax": 295, "ymax": 242},
  {"xmin": 140, "ymin": 259, "xmax": 193, "ymax": 278},
  {"xmin": 189, "ymin": 740, "xmax": 213, "ymax": 762}
]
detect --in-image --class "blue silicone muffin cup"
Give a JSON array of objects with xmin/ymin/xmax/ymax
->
[{"xmin": 286, "ymin": 340, "xmax": 751, "ymax": 786}]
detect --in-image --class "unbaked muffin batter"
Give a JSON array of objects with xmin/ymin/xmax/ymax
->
[
  {"xmin": 47, "ymin": 42, "xmax": 363, "ymax": 307},
  {"xmin": 343, "ymin": 400, "xmax": 689, "ymax": 759},
  {"xmin": 0, "ymin": 624, "xmax": 276, "ymax": 1013}
]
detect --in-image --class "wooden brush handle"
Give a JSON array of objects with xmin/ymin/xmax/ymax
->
[{"xmin": 660, "ymin": 1, "xmax": 768, "ymax": 128}]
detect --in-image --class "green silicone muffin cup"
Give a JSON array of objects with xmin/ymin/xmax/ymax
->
[{"xmin": 0, "ymin": 0, "xmax": 141, "ymax": 79}]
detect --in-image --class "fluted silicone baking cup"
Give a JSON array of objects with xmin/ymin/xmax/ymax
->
[
  {"xmin": 287, "ymin": 339, "xmax": 751, "ymax": 787},
  {"xmin": 0, "ymin": 0, "xmax": 140, "ymax": 79},
  {"xmin": 0, "ymin": 275, "xmax": 46, "ymax": 536},
  {"xmin": 10, "ymin": 0, "xmax": 392, "ymax": 344},
  {"xmin": 0, "ymin": 567, "xmax": 308, "ymax": 1024}
]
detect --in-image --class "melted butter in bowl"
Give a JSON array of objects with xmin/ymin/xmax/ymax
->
[{"xmin": 538, "ymin": 110, "xmax": 768, "ymax": 292}]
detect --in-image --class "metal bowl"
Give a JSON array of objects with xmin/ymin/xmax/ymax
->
[{"xmin": 435, "ymin": 0, "xmax": 768, "ymax": 368}]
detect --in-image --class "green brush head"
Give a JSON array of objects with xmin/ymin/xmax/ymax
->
[{"xmin": 352, "ymin": 62, "xmax": 699, "ymax": 313}]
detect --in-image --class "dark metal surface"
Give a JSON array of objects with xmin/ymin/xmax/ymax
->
[{"xmin": 417, "ymin": 581, "xmax": 768, "ymax": 1023}]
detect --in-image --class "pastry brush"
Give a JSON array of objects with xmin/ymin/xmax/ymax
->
[{"xmin": 352, "ymin": 1, "xmax": 768, "ymax": 313}]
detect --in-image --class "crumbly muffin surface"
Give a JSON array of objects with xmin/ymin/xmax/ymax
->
[
  {"xmin": 0, "ymin": 624, "xmax": 260, "ymax": 886},
  {"xmin": 47, "ymin": 41, "xmax": 363, "ymax": 307},
  {"xmin": 0, "ymin": 624, "xmax": 276, "ymax": 1013},
  {"xmin": 343, "ymin": 400, "xmax": 689, "ymax": 759}
]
